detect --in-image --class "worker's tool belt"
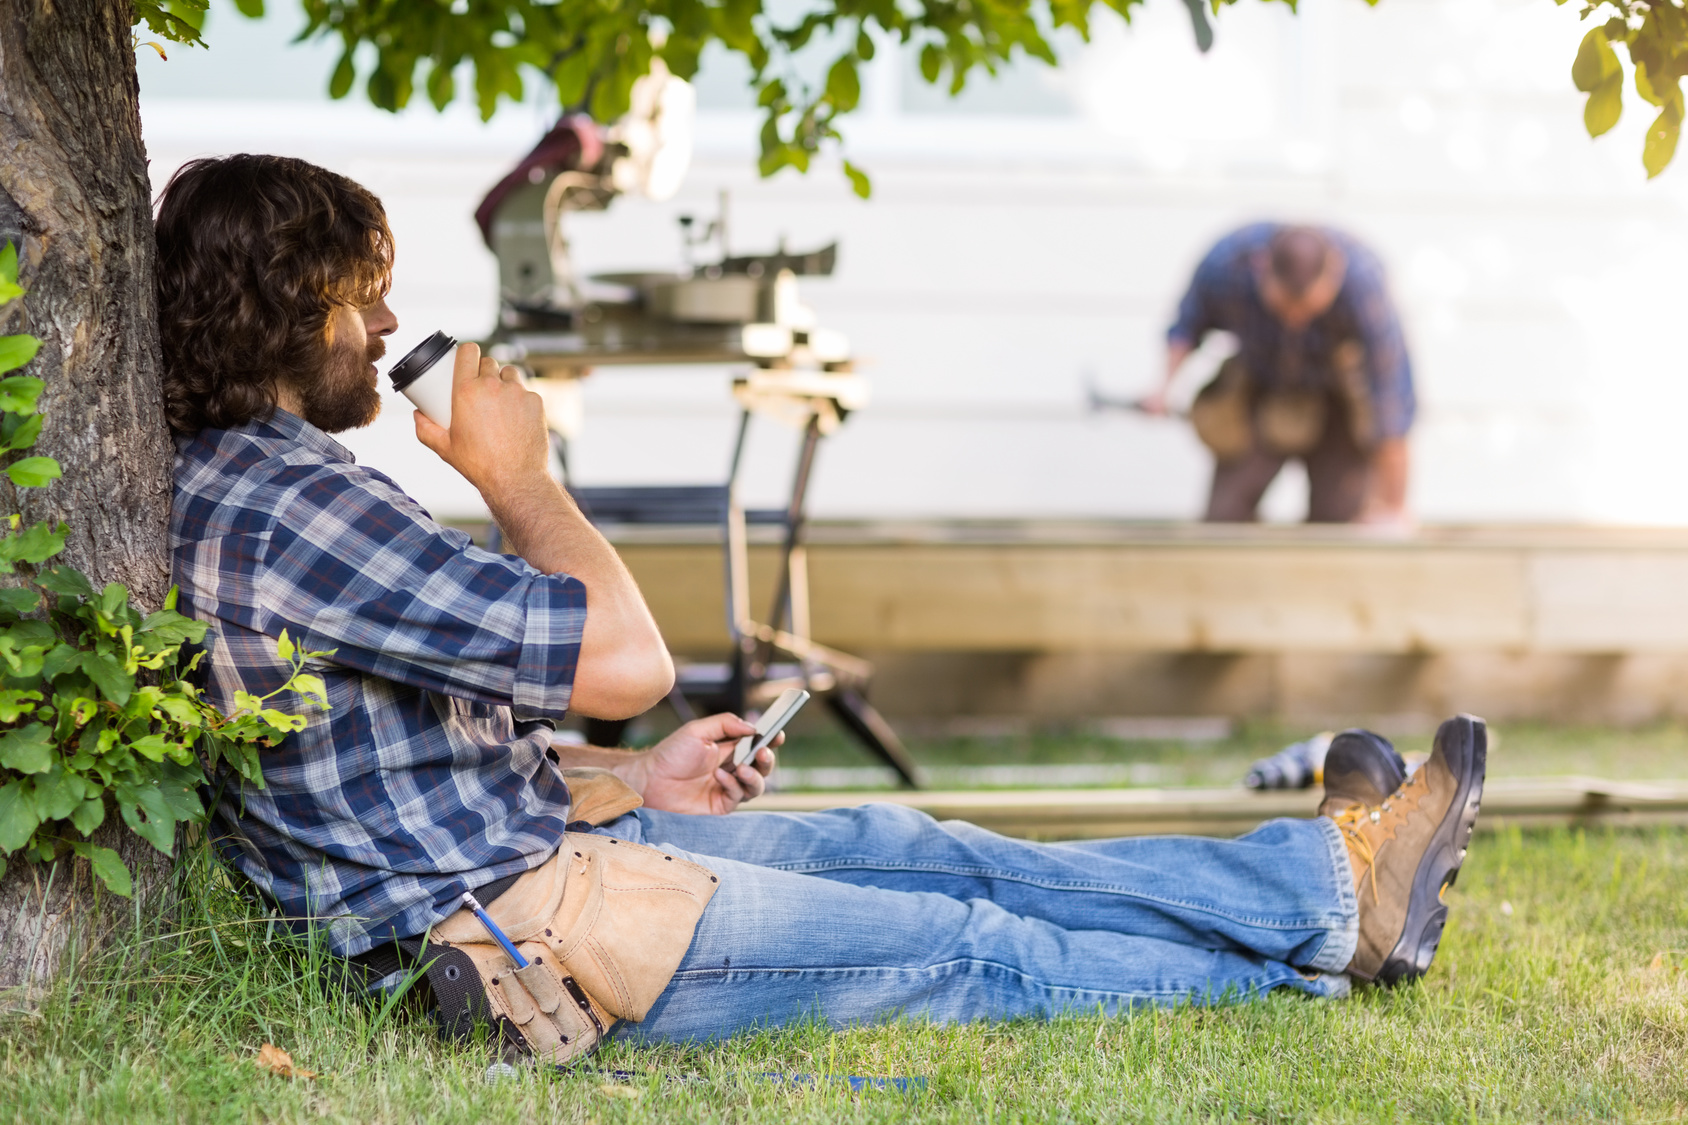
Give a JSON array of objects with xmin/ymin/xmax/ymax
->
[
  {"xmin": 430, "ymin": 771, "xmax": 720, "ymax": 1066},
  {"xmin": 1190, "ymin": 348, "xmax": 1375, "ymax": 461}
]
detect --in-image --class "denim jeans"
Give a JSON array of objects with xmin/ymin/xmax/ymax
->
[{"xmin": 592, "ymin": 803, "xmax": 1358, "ymax": 1043}]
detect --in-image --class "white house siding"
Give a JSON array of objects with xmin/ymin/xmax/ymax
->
[{"xmin": 136, "ymin": 0, "xmax": 1688, "ymax": 526}]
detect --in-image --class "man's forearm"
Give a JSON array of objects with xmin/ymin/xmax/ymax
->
[
  {"xmin": 1366, "ymin": 437, "xmax": 1410, "ymax": 520},
  {"xmin": 486, "ymin": 475, "xmax": 674, "ymax": 719}
]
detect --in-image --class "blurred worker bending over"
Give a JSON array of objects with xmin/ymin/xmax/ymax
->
[{"xmin": 1143, "ymin": 223, "xmax": 1414, "ymax": 525}]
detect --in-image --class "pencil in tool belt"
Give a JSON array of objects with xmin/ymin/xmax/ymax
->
[{"xmin": 460, "ymin": 890, "xmax": 528, "ymax": 967}]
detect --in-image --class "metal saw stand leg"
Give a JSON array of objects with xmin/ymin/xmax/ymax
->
[{"xmin": 725, "ymin": 411, "xmax": 923, "ymax": 788}]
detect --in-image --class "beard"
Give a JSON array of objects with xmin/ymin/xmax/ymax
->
[{"xmin": 297, "ymin": 333, "xmax": 386, "ymax": 433}]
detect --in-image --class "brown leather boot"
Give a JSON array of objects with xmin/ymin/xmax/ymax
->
[
  {"xmin": 1333, "ymin": 714, "xmax": 1486, "ymax": 986},
  {"xmin": 1318, "ymin": 729, "xmax": 1407, "ymax": 818}
]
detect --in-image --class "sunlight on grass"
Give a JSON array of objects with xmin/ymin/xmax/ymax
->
[{"xmin": 5, "ymin": 819, "xmax": 1688, "ymax": 1122}]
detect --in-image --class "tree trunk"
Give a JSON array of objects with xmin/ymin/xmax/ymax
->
[{"xmin": 0, "ymin": 0, "xmax": 175, "ymax": 993}]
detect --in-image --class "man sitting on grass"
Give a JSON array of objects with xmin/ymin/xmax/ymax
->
[{"xmin": 159, "ymin": 153, "xmax": 1488, "ymax": 1064}]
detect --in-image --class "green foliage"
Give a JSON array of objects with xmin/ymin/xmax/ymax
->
[
  {"xmin": 1563, "ymin": 2, "xmax": 1688, "ymax": 177},
  {"xmin": 194, "ymin": 0, "xmax": 1288, "ymax": 196},
  {"xmin": 133, "ymin": 0, "xmax": 210, "ymax": 48},
  {"xmin": 0, "ymin": 246, "xmax": 330, "ymax": 896}
]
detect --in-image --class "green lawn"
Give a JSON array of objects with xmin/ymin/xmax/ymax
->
[{"xmin": 6, "ymin": 816, "xmax": 1688, "ymax": 1122}]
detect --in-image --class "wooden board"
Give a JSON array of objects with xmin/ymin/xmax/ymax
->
[{"xmin": 609, "ymin": 523, "xmax": 1688, "ymax": 655}]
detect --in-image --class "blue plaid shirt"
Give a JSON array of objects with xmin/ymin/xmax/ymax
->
[
  {"xmin": 171, "ymin": 409, "xmax": 587, "ymax": 956},
  {"xmin": 1168, "ymin": 223, "xmax": 1416, "ymax": 440}
]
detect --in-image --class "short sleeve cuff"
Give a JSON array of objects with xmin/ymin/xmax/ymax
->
[{"xmin": 512, "ymin": 572, "xmax": 588, "ymax": 716}]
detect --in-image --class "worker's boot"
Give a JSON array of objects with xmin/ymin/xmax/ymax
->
[
  {"xmin": 1318, "ymin": 729, "xmax": 1407, "ymax": 818},
  {"xmin": 1334, "ymin": 715, "xmax": 1487, "ymax": 986}
]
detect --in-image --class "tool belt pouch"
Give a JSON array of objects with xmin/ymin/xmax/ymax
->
[
  {"xmin": 1257, "ymin": 388, "xmax": 1327, "ymax": 456},
  {"xmin": 1190, "ymin": 356, "xmax": 1255, "ymax": 463},
  {"xmin": 557, "ymin": 766, "xmax": 644, "ymax": 826},
  {"xmin": 1330, "ymin": 339, "xmax": 1378, "ymax": 450},
  {"xmin": 433, "ymin": 833, "xmax": 719, "ymax": 1067}
]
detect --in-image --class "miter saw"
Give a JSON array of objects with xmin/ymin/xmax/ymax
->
[{"xmin": 474, "ymin": 70, "xmax": 922, "ymax": 787}]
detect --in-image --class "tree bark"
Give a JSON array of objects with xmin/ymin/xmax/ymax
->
[{"xmin": 0, "ymin": 0, "xmax": 175, "ymax": 993}]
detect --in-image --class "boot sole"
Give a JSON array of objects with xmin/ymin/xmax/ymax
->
[{"xmin": 1374, "ymin": 714, "xmax": 1487, "ymax": 986}]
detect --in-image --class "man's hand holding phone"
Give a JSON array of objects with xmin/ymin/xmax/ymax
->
[{"xmin": 613, "ymin": 712, "xmax": 781, "ymax": 816}]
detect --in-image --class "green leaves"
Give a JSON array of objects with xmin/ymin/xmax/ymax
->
[
  {"xmin": 0, "ymin": 521, "xmax": 68, "ymax": 575},
  {"xmin": 131, "ymin": 0, "xmax": 208, "ymax": 48},
  {"xmin": 1575, "ymin": 28, "xmax": 1625, "ymax": 137},
  {"xmin": 1568, "ymin": 8, "xmax": 1688, "ymax": 178},
  {"xmin": 1644, "ymin": 102, "xmax": 1683, "ymax": 178},
  {"xmin": 0, "ymin": 243, "xmax": 21, "ymax": 305},
  {"xmin": 0, "ymin": 249, "xmax": 239, "ymax": 888},
  {"xmin": 74, "ymin": 841, "xmax": 132, "ymax": 897},
  {"xmin": 0, "ymin": 338, "xmax": 40, "ymax": 378},
  {"xmin": 6, "ymin": 457, "xmax": 60, "ymax": 489},
  {"xmin": 0, "ymin": 723, "xmax": 53, "ymax": 774},
  {"xmin": 843, "ymin": 160, "xmax": 872, "ymax": 200},
  {"xmin": 0, "ymin": 779, "xmax": 37, "ymax": 853}
]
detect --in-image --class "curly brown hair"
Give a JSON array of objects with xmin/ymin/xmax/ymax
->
[{"xmin": 154, "ymin": 154, "xmax": 394, "ymax": 435}]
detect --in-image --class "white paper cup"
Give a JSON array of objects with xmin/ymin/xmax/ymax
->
[{"xmin": 388, "ymin": 331, "xmax": 457, "ymax": 428}]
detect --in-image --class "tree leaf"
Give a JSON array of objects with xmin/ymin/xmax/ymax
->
[
  {"xmin": 83, "ymin": 651, "xmax": 134, "ymax": 705},
  {"xmin": 79, "ymin": 842, "xmax": 133, "ymax": 897},
  {"xmin": 31, "ymin": 762, "xmax": 84, "ymax": 821},
  {"xmin": 1572, "ymin": 27, "xmax": 1620, "ymax": 94},
  {"xmin": 0, "ymin": 587, "xmax": 37, "ymax": 616},
  {"xmin": 6, "ymin": 456, "xmax": 61, "ymax": 489},
  {"xmin": 0, "ymin": 521, "xmax": 67, "ymax": 568},
  {"xmin": 0, "ymin": 779, "xmax": 39, "ymax": 853},
  {"xmin": 0, "ymin": 337, "xmax": 40, "ymax": 377},
  {"xmin": 3, "ymin": 412, "xmax": 43, "ymax": 452},
  {"xmin": 116, "ymin": 781, "xmax": 178, "ymax": 855},
  {"xmin": 0, "ymin": 722, "xmax": 54, "ymax": 774},
  {"xmin": 231, "ymin": 0, "xmax": 264, "ymax": 16},
  {"xmin": 0, "ymin": 374, "xmax": 43, "ymax": 412},
  {"xmin": 825, "ymin": 57, "xmax": 860, "ymax": 112},
  {"xmin": 0, "ymin": 688, "xmax": 41, "ymax": 722},
  {"xmin": 68, "ymin": 795, "xmax": 104, "ymax": 836},
  {"xmin": 842, "ymin": 160, "xmax": 872, "ymax": 199},
  {"xmin": 919, "ymin": 43, "xmax": 941, "ymax": 84},
  {"xmin": 0, "ymin": 241, "xmax": 17, "ymax": 287},
  {"xmin": 1586, "ymin": 71, "xmax": 1624, "ymax": 137},
  {"xmin": 329, "ymin": 49, "xmax": 356, "ymax": 99},
  {"xmin": 289, "ymin": 673, "xmax": 329, "ymax": 709},
  {"xmin": 1644, "ymin": 105, "xmax": 1681, "ymax": 179},
  {"xmin": 158, "ymin": 758, "xmax": 205, "ymax": 821},
  {"xmin": 128, "ymin": 734, "xmax": 174, "ymax": 763},
  {"xmin": 38, "ymin": 565, "xmax": 94, "ymax": 600},
  {"xmin": 276, "ymin": 628, "xmax": 295, "ymax": 663}
]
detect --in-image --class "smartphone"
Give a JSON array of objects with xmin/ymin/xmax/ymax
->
[{"xmin": 732, "ymin": 688, "xmax": 810, "ymax": 767}]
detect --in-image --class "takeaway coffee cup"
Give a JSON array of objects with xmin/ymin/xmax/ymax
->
[{"xmin": 387, "ymin": 330, "xmax": 458, "ymax": 428}]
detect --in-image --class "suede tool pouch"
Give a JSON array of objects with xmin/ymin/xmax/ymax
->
[{"xmin": 433, "ymin": 833, "xmax": 719, "ymax": 1065}]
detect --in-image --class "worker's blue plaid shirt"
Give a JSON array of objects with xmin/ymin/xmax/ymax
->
[
  {"xmin": 171, "ymin": 408, "xmax": 587, "ymax": 956},
  {"xmin": 1168, "ymin": 223, "xmax": 1416, "ymax": 441}
]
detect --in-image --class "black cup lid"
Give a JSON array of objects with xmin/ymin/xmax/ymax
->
[{"xmin": 388, "ymin": 330, "xmax": 457, "ymax": 392}]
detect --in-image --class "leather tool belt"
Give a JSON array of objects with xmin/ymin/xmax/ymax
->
[
  {"xmin": 429, "ymin": 769, "xmax": 720, "ymax": 1066},
  {"xmin": 1190, "ymin": 347, "xmax": 1376, "ymax": 461}
]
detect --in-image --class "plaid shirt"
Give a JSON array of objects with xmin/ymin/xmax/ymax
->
[
  {"xmin": 171, "ymin": 409, "xmax": 587, "ymax": 956},
  {"xmin": 1168, "ymin": 223, "xmax": 1416, "ymax": 440}
]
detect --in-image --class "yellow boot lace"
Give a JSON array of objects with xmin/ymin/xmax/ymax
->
[{"xmin": 1332, "ymin": 801, "xmax": 1391, "ymax": 906}]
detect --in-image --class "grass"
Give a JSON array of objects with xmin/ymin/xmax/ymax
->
[{"xmin": 6, "ymin": 815, "xmax": 1688, "ymax": 1122}]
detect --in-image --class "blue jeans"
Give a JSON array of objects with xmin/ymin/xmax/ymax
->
[{"xmin": 592, "ymin": 804, "xmax": 1358, "ymax": 1043}]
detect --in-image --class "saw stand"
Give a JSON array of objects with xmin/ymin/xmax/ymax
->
[{"xmin": 553, "ymin": 368, "xmax": 925, "ymax": 789}]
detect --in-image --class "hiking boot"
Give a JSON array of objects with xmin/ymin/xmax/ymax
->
[
  {"xmin": 1318, "ymin": 729, "xmax": 1408, "ymax": 818},
  {"xmin": 1333, "ymin": 714, "xmax": 1487, "ymax": 986}
]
